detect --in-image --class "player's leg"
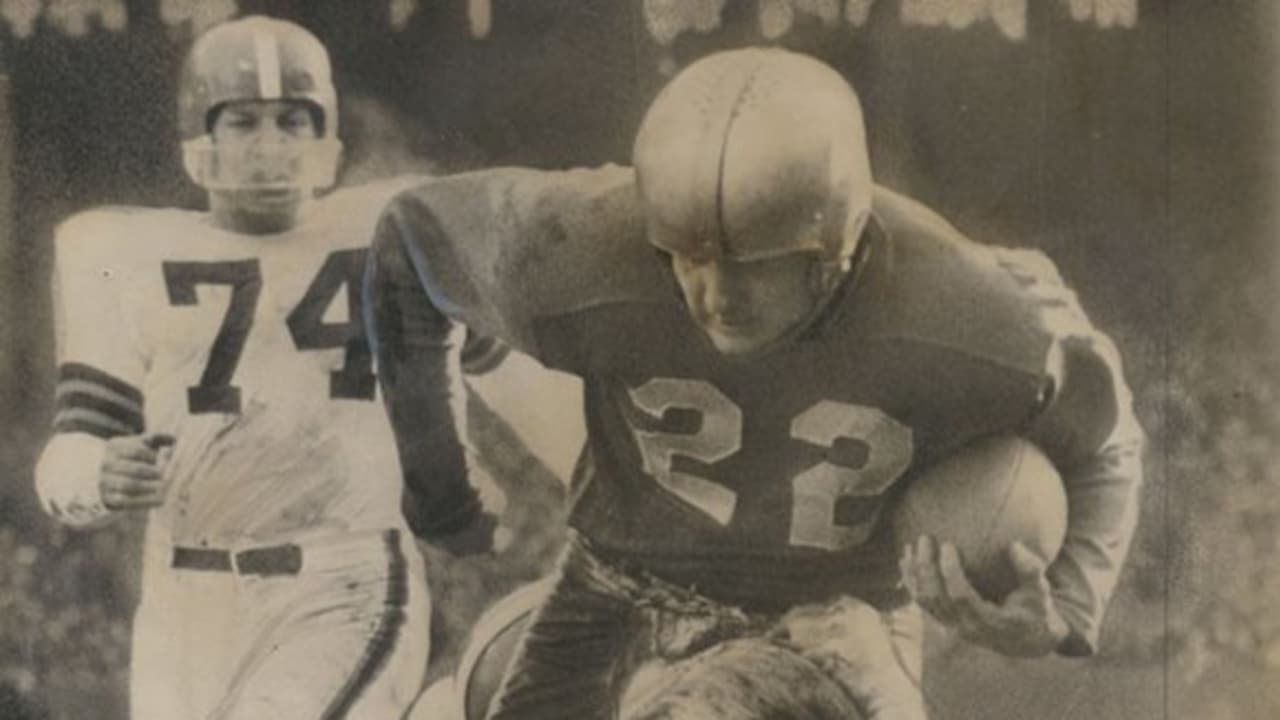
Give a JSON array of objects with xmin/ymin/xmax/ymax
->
[
  {"xmin": 485, "ymin": 536, "xmax": 642, "ymax": 720},
  {"xmin": 335, "ymin": 535, "xmax": 431, "ymax": 720},
  {"xmin": 210, "ymin": 530, "xmax": 430, "ymax": 720},
  {"xmin": 130, "ymin": 535, "xmax": 240, "ymax": 720}
]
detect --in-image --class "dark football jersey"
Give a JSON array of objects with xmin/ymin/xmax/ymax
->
[{"xmin": 372, "ymin": 166, "xmax": 1142, "ymax": 642}]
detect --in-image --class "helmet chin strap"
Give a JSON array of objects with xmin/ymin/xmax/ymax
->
[
  {"xmin": 811, "ymin": 257, "xmax": 848, "ymax": 298},
  {"xmin": 789, "ymin": 212, "xmax": 877, "ymax": 347},
  {"xmin": 808, "ymin": 206, "xmax": 871, "ymax": 306}
]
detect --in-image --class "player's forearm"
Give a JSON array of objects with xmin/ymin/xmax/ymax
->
[
  {"xmin": 386, "ymin": 364, "xmax": 481, "ymax": 539},
  {"xmin": 34, "ymin": 432, "xmax": 116, "ymax": 529},
  {"xmin": 1049, "ymin": 413, "xmax": 1144, "ymax": 656},
  {"xmin": 1022, "ymin": 317, "xmax": 1146, "ymax": 656},
  {"xmin": 366, "ymin": 218, "xmax": 481, "ymax": 540}
]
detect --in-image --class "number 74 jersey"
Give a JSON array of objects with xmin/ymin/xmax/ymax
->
[{"xmin": 51, "ymin": 180, "xmax": 423, "ymax": 547}]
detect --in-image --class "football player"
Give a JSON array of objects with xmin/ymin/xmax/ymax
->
[
  {"xmin": 366, "ymin": 48, "xmax": 1144, "ymax": 719},
  {"xmin": 33, "ymin": 16, "xmax": 468, "ymax": 719}
]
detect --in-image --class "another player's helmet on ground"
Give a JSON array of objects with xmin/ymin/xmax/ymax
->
[
  {"xmin": 621, "ymin": 639, "xmax": 866, "ymax": 720},
  {"xmin": 178, "ymin": 15, "xmax": 342, "ymax": 192},
  {"xmin": 634, "ymin": 48, "xmax": 872, "ymax": 281},
  {"xmin": 455, "ymin": 581, "xmax": 550, "ymax": 720}
]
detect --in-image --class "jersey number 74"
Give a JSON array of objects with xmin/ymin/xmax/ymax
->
[{"xmin": 162, "ymin": 248, "xmax": 372, "ymax": 414}]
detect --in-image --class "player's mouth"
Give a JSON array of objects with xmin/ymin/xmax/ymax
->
[
  {"xmin": 710, "ymin": 309, "xmax": 758, "ymax": 334},
  {"xmin": 243, "ymin": 182, "xmax": 301, "ymax": 203},
  {"xmin": 708, "ymin": 322, "xmax": 762, "ymax": 345}
]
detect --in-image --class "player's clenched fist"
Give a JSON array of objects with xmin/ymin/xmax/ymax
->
[{"xmin": 100, "ymin": 433, "xmax": 175, "ymax": 510}]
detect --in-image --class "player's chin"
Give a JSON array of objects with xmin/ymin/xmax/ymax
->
[{"xmin": 231, "ymin": 189, "xmax": 307, "ymax": 231}]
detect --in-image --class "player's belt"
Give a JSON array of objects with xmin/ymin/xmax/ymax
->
[{"xmin": 171, "ymin": 543, "xmax": 303, "ymax": 576}]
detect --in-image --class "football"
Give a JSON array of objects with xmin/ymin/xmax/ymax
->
[{"xmin": 892, "ymin": 435, "xmax": 1068, "ymax": 602}]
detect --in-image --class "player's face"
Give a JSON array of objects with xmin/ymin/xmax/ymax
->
[
  {"xmin": 207, "ymin": 99, "xmax": 318, "ymax": 231},
  {"xmin": 670, "ymin": 251, "xmax": 818, "ymax": 356}
]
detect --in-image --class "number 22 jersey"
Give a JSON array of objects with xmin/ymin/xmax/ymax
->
[
  {"xmin": 48, "ymin": 179, "xmax": 424, "ymax": 548},
  {"xmin": 372, "ymin": 165, "xmax": 1144, "ymax": 650}
]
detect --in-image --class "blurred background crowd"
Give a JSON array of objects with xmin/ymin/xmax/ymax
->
[{"xmin": 0, "ymin": 1, "xmax": 1275, "ymax": 718}]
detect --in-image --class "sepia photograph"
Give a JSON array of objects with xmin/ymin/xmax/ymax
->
[{"xmin": 0, "ymin": 1, "xmax": 1275, "ymax": 718}]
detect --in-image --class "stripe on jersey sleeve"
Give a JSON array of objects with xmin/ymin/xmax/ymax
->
[{"xmin": 52, "ymin": 363, "xmax": 144, "ymax": 438}]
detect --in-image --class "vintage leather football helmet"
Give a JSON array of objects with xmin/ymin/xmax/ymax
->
[
  {"xmin": 178, "ymin": 15, "xmax": 342, "ymax": 192},
  {"xmin": 634, "ymin": 48, "xmax": 872, "ymax": 284}
]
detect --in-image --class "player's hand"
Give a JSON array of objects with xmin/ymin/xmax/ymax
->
[
  {"xmin": 901, "ymin": 535, "xmax": 1069, "ymax": 658},
  {"xmin": 99, "ymin": 433, "xmax": 174, "ymax": 511},
  {"xmin": 435, "ymin": 510, "xmax": 502, "ymax": 557}
]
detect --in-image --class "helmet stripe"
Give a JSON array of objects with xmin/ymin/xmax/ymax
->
[
  {"xmin": 714, "ymin": 59, "xmax": 764, "ymax": 257},
  {"xmin": 253, "ymin": 30, "xmax": 282, "ymax": 99}
]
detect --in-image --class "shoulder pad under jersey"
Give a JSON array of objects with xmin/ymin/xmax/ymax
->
[
  {"xmin": 55, "ymin": 205, "xmax": 202, "ymax": 274},
  {"xmin": 868, "ymin": 186, "xmax": 1056, "ymax": 374}
]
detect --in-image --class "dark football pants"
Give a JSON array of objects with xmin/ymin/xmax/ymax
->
[{"xmin": 484, "ymin": 531, "xmax": 924, "ymax": 720}]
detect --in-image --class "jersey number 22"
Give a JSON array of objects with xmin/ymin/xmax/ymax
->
[{"xmin": 627, "ymin": 378, "xmax": 913, "ymax": 552}]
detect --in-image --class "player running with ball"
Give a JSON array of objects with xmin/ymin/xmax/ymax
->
[{"xmin": 368, "ymin": 48, "xmax": 1145, "ymax": 719}]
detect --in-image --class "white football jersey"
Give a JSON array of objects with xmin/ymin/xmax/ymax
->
[{"xmin": 51, "ymin": 179, "xmax": 431, "ymax": 546}]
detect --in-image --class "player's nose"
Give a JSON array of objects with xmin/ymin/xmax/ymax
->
[
  {"xmin": 701, "ymin": 263, "xmax": 748, "ymax": 319},
  {"xmin": 246, "ymin": 124, "xmax": 299, "ymax": 158}
]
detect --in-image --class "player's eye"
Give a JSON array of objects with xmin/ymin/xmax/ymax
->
[
  {"xmin": 279, "ymin": 109, "xmax": 315, "ymax": 136},
  {"xmin": 220, "ymin": 113, "xmax": 258, "ymax": 132}
]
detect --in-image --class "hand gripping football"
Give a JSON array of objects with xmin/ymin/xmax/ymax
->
[{"xmin": 892, "ymin": 435, "xmax": 1068, "ymax": 602}]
